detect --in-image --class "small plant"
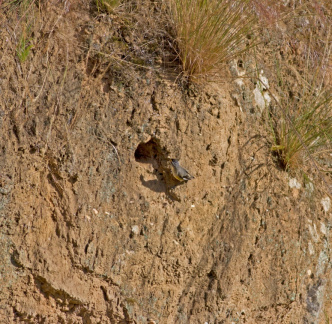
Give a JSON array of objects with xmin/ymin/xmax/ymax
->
[
  {"xmin": 272, "ymin": 91, "xmax": 332, "ymax": 170},
  {"xmin": 269, "ymin": 48, "xmax": 332, "ymax": 170},
  {"xmin": 96, "ymin": 0, "xmax": 120, "ymax": 13},
  {"xmin": 249, "ymin": 0, "xmax": 332, "ymax": 172},
  {"xmin": 4, "ymin": 0, "xmax": 35, "ymax": 11},
  {"xmin": 16, "ymin": 25, "xmax": 33, "ymax": 63},
  {"xmin": 169, "ymin": 0, "xmax": 257, "ymax": 81}
]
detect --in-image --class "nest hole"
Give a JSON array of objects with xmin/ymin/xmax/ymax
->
[{"xmin": 135, "ymin": 138, "xmax": 161, "ymax": 164}]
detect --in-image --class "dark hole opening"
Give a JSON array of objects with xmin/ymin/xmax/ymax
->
[{"xmin": 134, "ymin": 138, "xmax": 159, "ymax": 163}]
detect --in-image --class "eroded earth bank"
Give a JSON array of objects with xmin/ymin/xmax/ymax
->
[{"xmin": 0, "ymin": 1, "xmax": 331, "ymax": 323}]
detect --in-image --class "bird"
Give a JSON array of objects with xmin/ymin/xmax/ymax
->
[{"xmin": 170, "ymin": 159, "xmax": 195, "ymax": 182}]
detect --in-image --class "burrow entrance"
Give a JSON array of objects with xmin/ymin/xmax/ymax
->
[
  {"xmin": 134, "ymin": 138, "xmax": 179, "ymax": 195},
  {"xmin": 135, "ymin": 138, "xmax": 162, "ymax": 165}
]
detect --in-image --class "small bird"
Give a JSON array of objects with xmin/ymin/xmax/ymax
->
[{"xmin": 171, "ymin": 159, "xmax": 195, "ymax": 182}]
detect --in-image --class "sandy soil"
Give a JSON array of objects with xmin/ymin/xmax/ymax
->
[{"xmin": 0, "ymin": 1, "xmax": 331, "ymax": 323}]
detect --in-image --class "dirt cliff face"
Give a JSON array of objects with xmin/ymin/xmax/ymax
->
[{"xmin": 0, "ymin": 1, "xmax": 331, "ymax": 323}]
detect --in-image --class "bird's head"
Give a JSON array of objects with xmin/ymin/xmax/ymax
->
[{"xmin": 171, "ymin": 159, "xmax": 179, "ymax": 166}]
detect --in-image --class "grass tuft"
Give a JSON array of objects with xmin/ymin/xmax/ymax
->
[
  {"xmin": 269, "ymin": 37, "xmax": 332, "ymax": 171},
  {"xmin": 96, "ymin": 0, "xmax": 120, "ymax": 13},
  {"xmin": 16, "ymin": 25, "xmax": 33, "ymax": 63},
  {"xmin": 169, "ymin": 0, "xmax": 257, "ymax": 82},
  {"xmin": 272, "ymin": 89, "xmax": 332, "ymax": 170}
]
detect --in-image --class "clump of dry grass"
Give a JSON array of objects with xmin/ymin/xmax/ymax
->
[
  {"xmin": 169, "ymin": 0, "xmax": 257, "ymax": 82},
  {"xmin": 272, "ymin": 87, "xmax": 332, "ymax": 171},
  {"xmin": 249, "ymin": 0, "xmax": 332, "ymax": 172},
  {"xmin": 269, "ymin": 36, "xmax": 332, "ymax": 171}
]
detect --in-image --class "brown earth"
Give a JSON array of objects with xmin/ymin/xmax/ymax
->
[{"xmin": 0, "ymin": 1, "xmax": 331, "ymax": 323}]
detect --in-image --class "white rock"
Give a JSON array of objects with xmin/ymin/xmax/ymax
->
[
  {"xmin": 305, "ymin": 182, "xmax": 314, "ymax": 196},
  {"xmin": 308, "ymin": 223, "xmax": 319, "ymax": 242},
  {"xmin": 264, "ymin": 92, "xmax": 271, "ymax": 106},
  {"xmin": 308, "ymin": 242, "xmax": 315, "ymax": 255},
  {"xmin": 235, "ymin": 78, "xmax": 244, "ymax": 87},
  {"xmin": 253, "ymin": 86, "xmax": 271, "ymax": 113},
  {"xmin": 253, "ymin": 87, "xmax": 266, "ymax": 113},
  {"xmin": 321, "ymin": 197, "xmax": 331, "ymax": 212},
  {"xmin": 320, "ymin": 222, "xmax": 327, "ymax": 235},
  {"xmin": 259, "ymin": 70, "xmax": 269, "ymax": 90},
  {"xmin": 131, "ymin": 225, "xmax": 140, "ymax": 235},
  {"xmin": 317, "ymin": 250, "xmax": 328, "ymax": 276},
  {"xmin": 253, "ymin": 70, "xmax": 271, "ymax": 113},
  {"xmin": 289, "ymin": 178, "xmax": 301, "ymax": 189}
]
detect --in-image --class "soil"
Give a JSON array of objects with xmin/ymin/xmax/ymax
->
[{"xmin": 0, "ymin": 1, "xmax": 331, "ymax": 323}]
